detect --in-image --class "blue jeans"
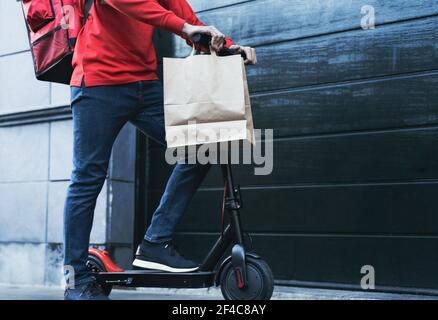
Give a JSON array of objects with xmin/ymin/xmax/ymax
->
[{"xmin": 64, "ymin": 80, "xmax": 211, "ymax": 285}]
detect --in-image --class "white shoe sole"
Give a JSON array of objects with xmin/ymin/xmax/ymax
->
[{"xmin": 132, "ymin": 259, "xmax": 199, "ymax": 273}]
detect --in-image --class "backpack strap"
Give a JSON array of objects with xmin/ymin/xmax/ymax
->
[{"xmin": 84, "ymin": 0, "xmax": 94, "ymax": 21}]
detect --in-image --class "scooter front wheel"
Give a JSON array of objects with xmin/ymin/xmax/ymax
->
[
  {"xmin": 219, "ymin": 256, "xmax": 274, "ymax": 300},
  {"xmin": 86, "ymin": 255, "xmax": 113, "ymax": 296}
]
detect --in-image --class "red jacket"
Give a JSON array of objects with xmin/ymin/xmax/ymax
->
[{"xmin": 71, "ymin": 0, "xmax": 233, "ymax": 87}]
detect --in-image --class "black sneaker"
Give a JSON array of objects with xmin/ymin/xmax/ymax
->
[
  {"xmin": 132, "ymin": 240, "xmax": 199, "ymax": 272},
  {"xmin": 64, "ymin": 278, "xmax": 110, "ymax": 300}
]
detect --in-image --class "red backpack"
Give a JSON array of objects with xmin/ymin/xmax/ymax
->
[{"xmin": 21, "ymin": 0, "xmax": 95, "ymax": 84}]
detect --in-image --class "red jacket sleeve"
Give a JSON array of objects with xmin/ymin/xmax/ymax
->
[
  {"xmin": 159, "ymin": 0, "xmax": 234, "ymax": 48},
  {"xmin": 104, "ymin": 0, "xmax": 187, "ymax": 34},
  {"xmin": 105, "ymin": 0, "xmax": 234, "ymax": 48}
]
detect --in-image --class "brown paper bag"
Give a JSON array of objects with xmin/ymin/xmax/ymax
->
[{"xmin": 163, "ymin": 50, "xmax": 254, "ymax": 148}]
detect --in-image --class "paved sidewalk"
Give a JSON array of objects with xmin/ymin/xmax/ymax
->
[{"xmin": 0, "ymin": 284, "xmax": 436, "ymax": 300}]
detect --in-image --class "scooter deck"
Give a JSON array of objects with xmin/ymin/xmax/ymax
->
[{"xmin": 96, "ymin": 270, "xmax": 216, "ymax": 288}]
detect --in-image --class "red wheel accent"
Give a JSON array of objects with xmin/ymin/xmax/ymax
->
[
  {"xmin": 236, "ymin": 269, "xmax": 245, "ymax": 289},
  {"xmin": 88, "ymin": 248, "xmax": 124, "ymax": 272}
]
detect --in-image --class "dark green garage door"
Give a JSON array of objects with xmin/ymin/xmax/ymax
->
[{"xmin": 141, "ymin": 0, "xmax": 438, "ymax": 292}]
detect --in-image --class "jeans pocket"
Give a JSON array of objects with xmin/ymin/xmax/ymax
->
[{"xmin": 70, "ymin": 86, "xmax": 84, "ymax": 109}]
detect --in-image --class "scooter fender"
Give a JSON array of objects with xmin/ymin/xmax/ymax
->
[
  {"xmin": 215, "ymin": 251, "xmax": 261, "ymax": 286},
  {"xmin": 88, "ymin": 248, "xmax": 124, "ymax": 272},
  {"xmin": 231, "ymin": 244, "xmax": 247, "ymax": 288}
]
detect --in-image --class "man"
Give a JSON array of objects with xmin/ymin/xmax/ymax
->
[{"xmin": 64, "ymin": 0, "xmax": 257, "ymax": 300}]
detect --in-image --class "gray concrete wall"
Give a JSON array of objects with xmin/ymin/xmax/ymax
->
[{"xmin": 0, "ymin": 1, "xmax": 136, "ymax": 286}]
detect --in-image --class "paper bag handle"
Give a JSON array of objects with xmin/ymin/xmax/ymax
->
[
  {"xmin": 190, "ymin": 33, "xmax": 218, "ymax": 58},
  {"xmin": 191, "ymin": 33, "xmax": 247, "ymax": 59},
  {"xmin": 189, "ymin": 44, "xmax": 218, "ymax": 57}
]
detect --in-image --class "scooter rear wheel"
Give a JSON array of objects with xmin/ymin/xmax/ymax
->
[
  {"xmin": 86, "ymin": 255, "xmax": 113, "ymax": 296},
  {"xmin": 219, "ymin": 256, "xmax": 274, "ymax": 300}
]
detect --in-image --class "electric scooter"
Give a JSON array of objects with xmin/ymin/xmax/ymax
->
[{"xmin": 86, "ymin": 34, "xmax": 274, "ymax": 300}]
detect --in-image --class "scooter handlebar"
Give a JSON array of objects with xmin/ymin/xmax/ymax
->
[{"xmin": 191, "ymin": 33, "xmax": 247, "ymax": 60}]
